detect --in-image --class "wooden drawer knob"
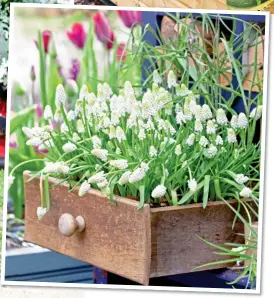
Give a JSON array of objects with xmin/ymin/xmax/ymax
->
[{"xmin": 58, "ymin": 213, "xmax": 85, "ymax": 237}]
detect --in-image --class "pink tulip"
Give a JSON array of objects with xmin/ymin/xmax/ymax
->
[
  {"xmin": 34, "ymin": 30, "xmax": 51, "ymax": 53},
  {"xmin": 93, "ymin": 12, "xmax": 115, "ymax": 50},
  {"xmin": 117, "ymin": 11, "xmax": 141, "ymax": 28},
  {"xmin": 67, "ymin": 23, "xmax": 87, "ymax": 49},
  {"xmin": 116, "ymin": 43, "xmax": 127, "ymax": 62}
]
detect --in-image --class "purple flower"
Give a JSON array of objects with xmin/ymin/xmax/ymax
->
[
  {"xmin": 9, "ymin": 141, "xmax": 18, "ymax": 149},
  {"xmin": 117, "ymin": 11, "xmax": 142, "ymax": 28},
  {"xmin": 70, "ymin": 59, "xmax": 80, "ymax": 81},
  {"xmin": 36, "ymin": 104, "xmax": 43, "ymax": 118}
]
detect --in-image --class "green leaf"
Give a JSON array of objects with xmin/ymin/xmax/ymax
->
[
  {"xmin": 138, "ymin": 185, "xmax": 145, "ymax": 210},
  {"xmin": 203, "ymin": 175, "xmax": 210, "ymax": 209},
  {"xmin": 178, "ymin": 181, "xmax": 204, "ymax": 205},
  {"xmin": 10, "ymin": 105, "xmax": 36, "ymax": 134}
]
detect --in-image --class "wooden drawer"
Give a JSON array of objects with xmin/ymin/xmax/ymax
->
[{"xmin": 24, "ymin": 173, "xmax": 250, "ymax": 285}]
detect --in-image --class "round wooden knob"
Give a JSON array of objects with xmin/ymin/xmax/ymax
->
[{"xmin": 58, "ymin": 213, "xmax": 85, "ymax": 237}]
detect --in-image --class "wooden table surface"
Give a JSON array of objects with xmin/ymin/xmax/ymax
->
[{"xmin": 111, "ymin": 0, "xmax": 274, "ymax": 12}]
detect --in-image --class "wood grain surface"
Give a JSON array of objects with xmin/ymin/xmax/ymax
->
[
  {"xmin": 111, "ymin": 0, "xmax": 274, "ymax": 11},
  {"xmin": 24, "ymin": 173, "xmax": 151, "ymax": 285},
  {"xmin": 24, "ymin": 174, "xmax": 256, "ymax": 284},
  {"xmin": 150, "ymin": 201, "xmax": 248, "ymax": 278}
]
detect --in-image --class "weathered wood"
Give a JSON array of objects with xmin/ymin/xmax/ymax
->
[
  {"xmin": 24, "ymin": 173, "xmax": 152, "ymax": 285},
  {"xmin": 149, "ymin": 201, "xmax": 245, "ymax": 277},
  {"xmin": 111, "ymin": 0, "xmax": 274, "ymax": 11},
  {"xmin": 243, "ymin": 69, "xmax": 263, "ymax": 92},
  {"xmin": 24, "ymin": 174, "xmax": 254, "ymax": 285}
]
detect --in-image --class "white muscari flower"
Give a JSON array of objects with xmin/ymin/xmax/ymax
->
[
  {"xmin": 175, "ymin": 144, "xmax": 182, "ymax": 156},
  {"xmin": 230, "ymin": 115, "xmax": 238, "ymax": 129},
  {"xmin": 240, "ymin": 187, "xmax": 252, "ymax": 198},
  {"xmin": 153, "ymin": 70, "xmax": 162, "ymax": 84},
  {"xmin": 124, "ymin": 81, "xmax": 134, "ymax": 97},
  {"xmin": 22, "ymin": 127, "xmax": 33, "ymax": 138},
  {"xmin": 72, "ymin": 133, "xmax": 80, "ymax": 142},
  {"xmin": 206, "ymin": 120, "xmax": 216, "ymax": 135},
  {"xmin": 237, "ymin": 113, "xmax": 248, "ymax": 129},
  {"xmin": 77, "ymin": 119, "xmax": 84, "ymax": 133},
  {"xmin": 91, "ymin": 148, "xmax": 108, "ymax": 162},
  {"xmin": 67, "ymin": 110, "xmax": 76, "ymax": 121},
  {"xmin": 141, "ymin": 162, "xmax": 149, "ymax": 172},
  {"xmin": 199, "ymin": 136, "xmax": 209, "ymax": 147},
  {"xmin": 195, "ymin": 119, "xmax": 203, "ymax": 132},
  {"xmin": 201, "ymin": 104, "xmax": 212, "ymax": 121},
  {"xmin": 37, "ymin": 207, "xmax": 47, "ymax": 220},
  {"xmin": 149, "ymin": 146, "xmax": 157, "ymax": 158},
  {"xmin": 235, "ymin": 174, "xmax": 249, "ymax": 185},
  {"xmin": 102, "ymin": 82, "xmax": 113, "ymax": 99},
  {"xmin": 186, "ymin": 133, "xmax": 195, "ymax": 146},
  {"xmin": 54, "ymin": 108, "xmax": 62, "ymax": 122},
  {"xmin": 215, "ymin": 135, "xmax": 223, "ymax": 146},
  {"xmin": 62, "ymin": 142, "xmax": 77, "ymax": 153},
  {"xmin": 115, "ymin": 126, "xmax": 126, "ymax": 143},
  {"xmin": 138, "ymin": 128, "xmax": 146, "ymax": 140},
  {"xmin": 216, "ymin": 109, "xmax": 228, "ymax": 125},
  {"xmin": 151, "ymin": 185, "xmax": 166, "ymax": 199},
  {"xmin": 188, "ymin": 178, "xmax": 198, "ymax": 192},
  {"xmin": 55, "ymin": 84, "xmax": 66, "ymax": 107},
  {"xmin": 91, "ymin": 136, "xmax": 102, "ymax": 149},
  {"xmin": 129, "ymin": 167, "xmax": 146, "ymax": 184},
  {"xmin": 227, "ymin": 128, "xmax": 237, "ymax": 143},
  {"xmin": 26, "ymin": 137, "xmax": 43, "ymax": 147},
  {"xmin": 190, "ymin": 100, "xmax": 198, "ymax": 116},
  {"xmin": 108, "ymin": 126, "xmax": 116, "ymax": 139},
  {"xmin": 250, "ymin": 105, "xmax": 263, "ymax": 120},
  {"xmin": 207, "ymin": 144, "xmax": 218, "ymax": 158},
  {"xmin": 61, "ymin": 123, "xmax": 69, "ymax": 133},
  {"xmin": 88, "ymin": 171, "xmax": 106, "ymax": 184},
  {"xmin": 79, "ymin": 180, "xmax": 91, "ymax": 197},
  {"xmin": 167, "ymin": 70, "xmax": 176, "ymax": 88},
  {"xmin": 109, "ymin": 159, "xmax": 128, "ymax": 170},
  {"xmin": 8, "ymin": 176, "xmax": 15, "ymax": 189},
  {"xmin": 79, "ymin": 84, "xmax": 89, "ymax": 101},
  {"xmin": 101, "ymin": 186, "xmax": 111, "ymax": 198},
  {"xmin": 118, "ymin": 171, "xmax": 131, "ymax": 185},
  {"xmin": 44, "ymin": 105, "xmax": 53, "ymax": 120},
  {"xmin": 176, "ymin": 111, "xmax": 186, "ymax": 124},
  {"xmin": 115, "ymin": 147, "xmax": 121, "ymax": 155},
  {"xmin": 176, "ymin": 84, "xmax": 191, "ymax": 97},
  {"xmin": 184, "ymin": 106, "xmax": 192, "ymax": 121},
  {"xmin": 97, "ymin": 179, "xmax": 108, "ymax": 189},
  {"xmin": 44, "ymin": 161, "xmax": 69, "ymax": 174}
]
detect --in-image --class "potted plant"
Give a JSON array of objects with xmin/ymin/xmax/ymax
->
[{"xmin": 8, "ymin": 75, "xmax": 260, "ymax": 285}]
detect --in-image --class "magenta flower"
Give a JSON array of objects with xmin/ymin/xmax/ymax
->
[
  {"xmin": 116, "ymin": 43, "xmax": 127, "ymax": 62},
  {"xmin": 9, "ymin": 141, "xmax": 18, "ymax": 149},
  {"xmin": 36, "ymin": 104, "xmax": 43, "ymax": 118},
  {"xmin": 117, "ymin": 11, "xmax": 141, "ymax": 28},
  {"xmin": 93, "ymin": 12, "xmax": 115, "ymax": 50},
  {"xmin": 67, "ymin": 23, "xmax": 87, "ymax": 49},
  {"xmin": 34, "ymin": 30, "xmax": 51, "ymax": 54}
]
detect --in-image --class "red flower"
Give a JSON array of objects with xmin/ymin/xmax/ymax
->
[
  {"xmin": 93, "ymin": 12, "xmax": 115, "ymax": 50},
  {"xmin": 34, "ymin": 30, "xmax": 51, "ymax": 54},
  {"xmin": 116, "ymin": 42, "xmax": 127, "ymax": 62},
  {"xmin": 67, "ymin": 23, "xmax": 87, "ymax": 49},
  {"xmin": 117, "ymin": 11, "xmax": 141, "ymax": 28}
]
